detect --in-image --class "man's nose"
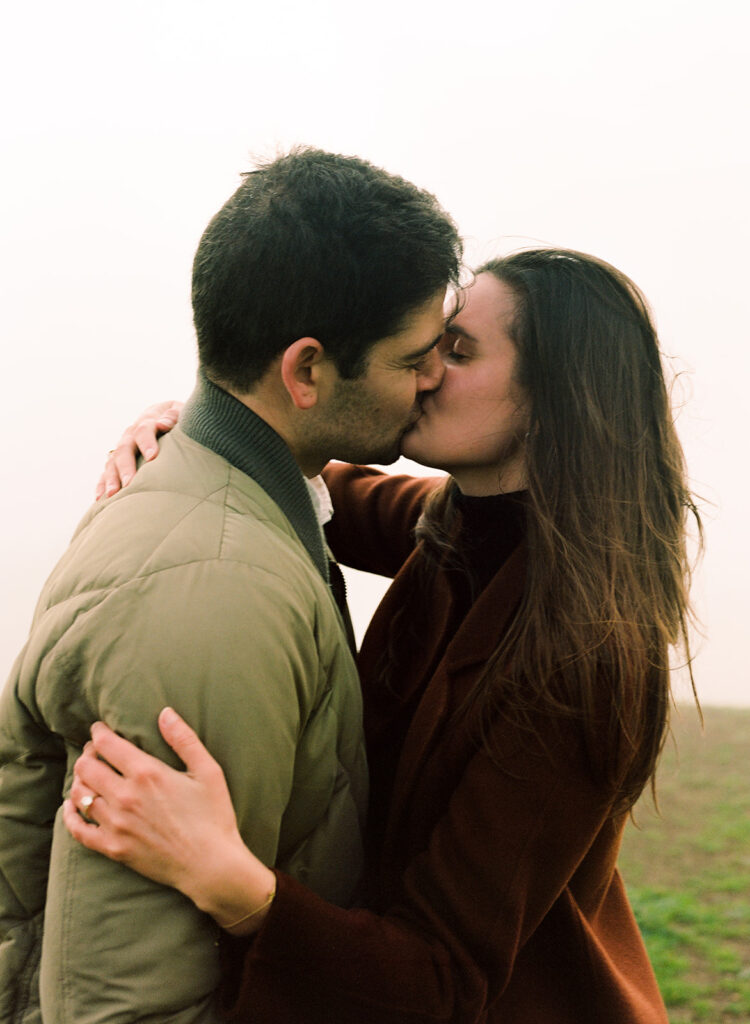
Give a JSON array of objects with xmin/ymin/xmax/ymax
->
[{"xmin": 416, "ymin": 346, "xmax": 445, "ymax": 392}]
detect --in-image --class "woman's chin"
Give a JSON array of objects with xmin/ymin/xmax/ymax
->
[
  {"xmin": 400, "ymin": 417, "xmax": 451, "ymax": 472},
  {"xmin": 399, "ymin": 429, "xmax": 425, "ymax": 463},
  {"xmin": 400, "ymin": 434, "xmax": 439, "ymax": 471}
]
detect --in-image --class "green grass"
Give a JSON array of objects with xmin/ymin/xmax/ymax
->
[{"xmin": 619, "ymin": 706, "xmax": 750, "ymax": 1022}]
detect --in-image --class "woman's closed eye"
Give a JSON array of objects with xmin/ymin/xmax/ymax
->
[
  {"xmin": 445, "ymin": 348, "xmax": 469, "ymax": 363},
  {"xmin": 439, "ymin": 331, "xmax": 471, "ymax": 363}
]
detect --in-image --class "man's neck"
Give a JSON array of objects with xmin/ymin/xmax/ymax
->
[{"xmin": 227, "ymin": 386, "xmax": 325, "ymax": 478}]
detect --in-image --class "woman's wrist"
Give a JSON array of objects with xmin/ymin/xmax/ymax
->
[
  {"xmin": 187, "ymin": 838, "xmax": 276, "ymax": 937},
  {"xmin": 221, "ymin": 879, "xmax": 277, "ymax": 935}
]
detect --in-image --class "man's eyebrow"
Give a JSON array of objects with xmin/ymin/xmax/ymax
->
[{"xmin": 401, "ymin": 332, "xmax": 444, "ymax": 363}]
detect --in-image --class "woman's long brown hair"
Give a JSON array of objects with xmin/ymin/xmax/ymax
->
[{"xmin": 416, "ymin": 249, "xmax": 702, "ymax": 815}]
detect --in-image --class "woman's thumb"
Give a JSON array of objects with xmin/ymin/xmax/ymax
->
[{"xmin": 158, "ymin": 707, "xmax": 208, "ymax": 773}]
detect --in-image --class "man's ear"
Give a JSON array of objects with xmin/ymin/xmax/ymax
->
[{"xmin": 279, "ymin": 338, "xmax": 328, "ymax": 410}]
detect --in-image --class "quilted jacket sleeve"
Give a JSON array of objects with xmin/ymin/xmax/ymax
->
[
  {"xmin": 0, "ymin": 556, "xmax": 361, "ymax": 1024},
  {"xmin": 0, "ymin": 656, "xmax": 63, "ymax": 1024}
]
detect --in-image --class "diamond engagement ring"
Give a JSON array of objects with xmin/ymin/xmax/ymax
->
[{"xmin": 79, "ymin": 793, "xmax": 97, "ymax": 819}]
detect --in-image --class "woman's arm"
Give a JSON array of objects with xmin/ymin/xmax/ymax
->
[
  {"xmin": 66, "ymin": 707, "xmax": 617, "ymax": 1023},
  {"xmin": 323, "ymin": 463, "xmax": 441, "ymax": 576}
]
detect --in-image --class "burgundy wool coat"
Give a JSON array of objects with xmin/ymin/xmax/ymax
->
[{"xmin": 219, "ymin": 465, "xmax": 668, "ymax": 1024}]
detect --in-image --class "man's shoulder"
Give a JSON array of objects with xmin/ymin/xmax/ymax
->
[
  {"xmin": 100, "ymin": 428, "xmax": 293, "ymax": 528},
  {"xmin": 44, "ymin": 431, "xmax": 327, "ymax": 614}
]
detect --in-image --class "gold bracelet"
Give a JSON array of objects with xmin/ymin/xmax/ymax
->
[{"xmin": 223, "ymin": 882, "xmax": 277, "ymax": 932}]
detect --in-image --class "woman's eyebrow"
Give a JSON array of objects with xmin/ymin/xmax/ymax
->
[{"xmin": 445, "ymin": 318, "xmax": 480, "ymax": 344}]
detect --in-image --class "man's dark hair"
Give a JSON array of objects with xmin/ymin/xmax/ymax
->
[{"xmin": 191, "ymin": 147, "xmax": 462, "ymax": 390}]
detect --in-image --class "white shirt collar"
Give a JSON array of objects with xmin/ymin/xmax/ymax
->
[{"xmin": 305, "ymin": 474, "xmax": 334, "ymax": 528}]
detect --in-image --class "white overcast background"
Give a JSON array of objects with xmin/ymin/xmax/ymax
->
[{"xmin": 2, "ymin": 0, "xmax": 748, "ymax": 707}]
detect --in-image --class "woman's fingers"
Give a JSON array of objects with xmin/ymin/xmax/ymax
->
[
  {"xmin": 63, "ymin": 798, "xmax": 106, "ymax": 849},
  {"xmin": 130, "ymin": 401, "xmax": 182, "ymax": 460},
  {"xmin": 94, "ymin": 473, "xmax": 107, "ymax": 501},
  {"xmin": 153, "ymin": 405, "xmax": 182, "ymax": 432},
  {"xmin": 69, "ymin": 773, "xmax": 100, "ymax": 820},
  {"xmin": 130, "ymin": 406, "xmax": 180, "ymax": 464},
  {"xmin": 96, "ymin": 454, "xmax": 124, "ymax": 499},
  {"xmin": 62, "ymin": 795, "xmax": 136, "ymax": 865},
  {"xmin": 88, "ymin": 721, "xmax": 170, "ymax": 778},
  {"xmin": 111, "ymin": 434, "xmax": 139, "ymax": 486},
  {"xmin": 95, "ymin": 400, "xmax": 183, "ymax": 500},
  {"xmin": 67, "ymin": 730, "xmax": 178, "ymax": 873},
  {"xmin": 63, "ymin": 711, "xmax": 258, "ymax": 913},
  {"xmin": 81, "ymin": 717, "xmax": 210, "ymax": 796},
  {"xmin": 158, "ymin": 707, "xmax": 219, "ymax": 778},
  {"xmin": 96, "ymin": 437, "xmax": 137, "ymax": 499},
  {"xmin": 68, "ymin": 751, "xmax": 118, "ymax": 834},
  {"xmin": 73, "ymin": 741, "xmax": 127, "ymax": 803}
]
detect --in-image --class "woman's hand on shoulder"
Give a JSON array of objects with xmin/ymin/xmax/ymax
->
[{"xmin": 96, "ymin": 400, "xmax": 183, "ymax": 500}]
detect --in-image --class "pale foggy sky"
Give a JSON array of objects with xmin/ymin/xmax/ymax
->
[{"xmin": 1, "ymin": 0, "xmax": 748, "ymax": 706}]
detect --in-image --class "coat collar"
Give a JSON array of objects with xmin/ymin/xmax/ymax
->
[{"xmin": 181, "ymin": 370, "xmax": 329, "ymax": 583}]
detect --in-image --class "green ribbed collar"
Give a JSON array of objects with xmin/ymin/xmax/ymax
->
[{"xmin": 181, "ymin": 370, "xmax": 329, "ymax": 583}]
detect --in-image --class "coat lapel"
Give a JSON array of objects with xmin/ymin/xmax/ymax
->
[
  {"xmin": 389, "ymin": 543, "xmax": 528, "ymax": 813},
  {"xmin": 442, "ymin": 543, "xmax": 527, "ymax": 677}
]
